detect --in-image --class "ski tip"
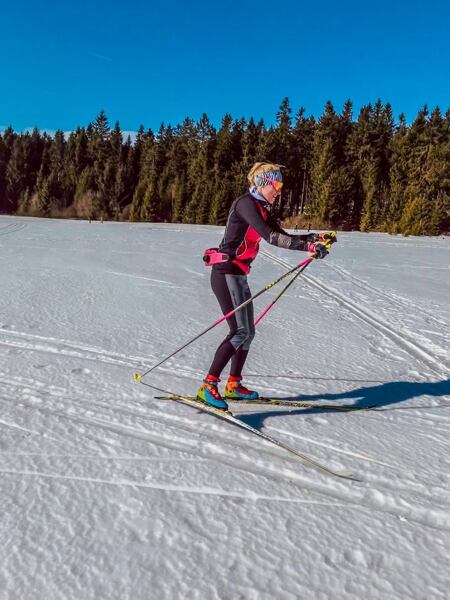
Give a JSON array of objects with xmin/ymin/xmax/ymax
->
[{"xmin": 133, "ymin": 372, "xmax": 142, "ymax": 382}]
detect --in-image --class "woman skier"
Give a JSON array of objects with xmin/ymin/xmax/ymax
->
[{"xmin": 197, "ymin": 162, "xmax": 331, "ymax": 411}]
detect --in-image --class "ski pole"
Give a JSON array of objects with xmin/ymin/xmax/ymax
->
[
  {"xmin": 254, "ymin": 259, "xmax": 311, "ymax": 326},
  {"xmin": 254, "ymin": 232, "xmax": 337, "ymax": 326},
  {"xmin": 134, "ymin": 254, "xmax": 314, "ymax": 382}
]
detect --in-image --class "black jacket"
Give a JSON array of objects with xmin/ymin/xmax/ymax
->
[{"xmin": 214, "ymin": 192, "xmax": 312, "ymax": 275}]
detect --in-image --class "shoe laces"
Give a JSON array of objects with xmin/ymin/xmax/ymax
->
[
  {"xmin": 203, "ymin": 380, "xmax": 222, "ymax": 400},
  {"xmin": 234, "ymin": 384, "xmax": 252, "ymax": 394},
  {"xmin": 227, "ymin": 380, "xmax": 250, "ymax": 394}
]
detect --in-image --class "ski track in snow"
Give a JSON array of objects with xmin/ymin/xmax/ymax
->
[
  {"xmin": 0, "ymin": 466, "xmax": 349, "ymax": 506},
  {"xmin": 105, "ymin": 270, "xmax": 182, "ymax": 288},
  {"xmin": 323, "ymin": 261, "xmax": 450, "ymax": 330},
  {"xmin": 0, "ymin": 323, "xmax": 447, "ymax": 487},
  {"xmin": 260, "ymin": 249, "xmax": 450, "ymax": 377},
  {"xmin": 0, "ymin": 221, "xmax": 28, "ymax": 237},
  {"xmin": 1, "ymin": 370, "xmax": 450, "ymax": 533},
  {"xmin": 0, "ymin": 417, "xmax": 57, "ymax": 440},
  {"xmin": 0, "ymin": 317, "xmax": 447, "ymax": 460},
  {"xmin": 1, "ymin": 220, "xmax": 449, "ymax": 599},
  {"xmin": 0, "ymin": 328, "xmax": 151, "ymax": 369}
]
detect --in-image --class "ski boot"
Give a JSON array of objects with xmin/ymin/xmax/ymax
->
[
  {"xmin": 224, "ymin": 376, "xmax": 259, "ymax": 400},
  {"xmin": 196, "ymin": 375, "xmax": 229, "ymax": 411}
]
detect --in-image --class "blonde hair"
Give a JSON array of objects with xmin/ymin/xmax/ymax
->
[{"xmin": 247, "ymin": 162, "xmax": 284, "ymax": 186}]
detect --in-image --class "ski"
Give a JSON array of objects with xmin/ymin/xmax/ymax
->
[
  {"xmin": 155, "ymin": 395, "xmax": 371, "ymax": 412},
  {"xmin": 157, "ymin": 393, "xmax": 358, "ymax": 481}
]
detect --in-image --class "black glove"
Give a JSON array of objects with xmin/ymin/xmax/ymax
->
[{"xmin": 306, "ymin": 233, "xmax": 320, "ymax": 243}]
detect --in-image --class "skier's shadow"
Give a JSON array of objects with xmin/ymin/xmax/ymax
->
[{"xmin": 237, "ymin": 379, "xmax": 450, "ymax": 430}]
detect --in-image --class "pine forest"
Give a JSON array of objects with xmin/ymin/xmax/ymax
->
[{"xmin": 1, "ymin": 98, "xmax": 449, "ymax": 235}]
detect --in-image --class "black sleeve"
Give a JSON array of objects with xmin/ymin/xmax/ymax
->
[
  {"xmin": 265, "ymin": 211, "xmax": 288, "ymax": 235},
  {"xmin": 236, "ymin": 196, "xmax": 314, "ymax": 251}
]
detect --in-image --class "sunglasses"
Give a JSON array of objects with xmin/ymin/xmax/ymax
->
[{"xmin": 264, "ymin": 178, "xmax": 283, "ymax": 192}]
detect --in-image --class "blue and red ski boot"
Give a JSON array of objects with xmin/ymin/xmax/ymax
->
[
  {"xmin": 196, "ymin": 375, "xmax": 229, "ymax": 411},
  {"xmin": 224, "ymin": 376, "xmax": 259, "ymax": 400}
]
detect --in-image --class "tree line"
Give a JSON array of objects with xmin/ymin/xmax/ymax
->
[{"xmin": 0, "ymin": 98, "xmax": 449, "ymax": 235}]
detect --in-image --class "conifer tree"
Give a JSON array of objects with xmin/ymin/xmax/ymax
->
[
  {"xmin": 71, "ymin": 127, "xmax": 90, "ymax": 175},
  {"xmin": 273, "ymin": 97, "xmax": 292, "ymax": 164},
  {"xmin": 348, "ymin": 101, "xmax": 393, "ymax": 231},
  {"xmin": 29, "ymin": 127, "xmax": 46, "ymax": 189},
  {"xmin": 47, "ymin": 130, "xmax": 67, "ymax": 210},
  {"xmin": 0, "ymin": 134, "xmax": 7, "ymax": 212},
  {"xmin": 124, "ymin": 126, "xmax": 145, "ymax": 211},
  {"xmin": 214, "ymin": 114, "xmax": 234, "ymax": 172},
  {"xmin": 110, "ymin": 121, "xmax": 123, "ymax": 161},
  {"xmin": 74, "ymin": 166, "xmax": 95, "ymax": 218},
  {"xmin": 18, "ymin": 187, "xmax": 31, "ymax": 214},
  {"xmin": 92, "ymin": 110, "xmax": 110, "ymax": 140},
  {"xmin": 141, "ymin": 176, "xmax": 158, "ymax": 221},
  {"xmin": 310, "ymin": 101, "xmax": 342, "ymax": 225},
  {"xmin": 5, "ymin": 137, "xmax": 28, "ymax": 212},
  {"xmin": 130, "ymin": 179, "xmax": 146, "ymax": 221},
  {"xmin": 290, "ymin": 108, "xmax": 315, "ymax": 216},
  {"xmin": 171, "ymin": 174, "xmax": 187, "ymax": 222},
  {"xmin": 209, "ymin": 172, "xmax": 233, "ymax": 225},
  {"xmin": 37, "ymin": 177, "xmax": 51, "ymax": 216},
  {"xmin": 386, "ymin": 114, "xmax": 409, "ymax": 232},
  {"xmin": 241, "ymin": 117, "xmax": 263, "ymax": 169},
  {"xmin": 399, "ymin": 106, "xmax": 450, "ymax": 234},
  {"xmin": 183, "ymin": 144, "xmax": 208, "ymax": 224}
]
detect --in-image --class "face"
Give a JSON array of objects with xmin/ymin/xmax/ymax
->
[{"xmin": 258, "ymin": 179, "xmax": 283, "ymax": 204}]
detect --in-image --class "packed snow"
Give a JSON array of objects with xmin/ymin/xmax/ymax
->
[{"xmin": 0, "ymin": 216, "xmax": 449, "ymax": 600}]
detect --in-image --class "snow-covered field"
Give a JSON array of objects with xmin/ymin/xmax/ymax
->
[{"xmin": 0, "ymin": 216, "xmax": 449, "ymax": 600}]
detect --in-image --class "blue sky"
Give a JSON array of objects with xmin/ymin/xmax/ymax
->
[{"xmin": 1, "ymin": 0, "xmax": 449, "ymax": 133}]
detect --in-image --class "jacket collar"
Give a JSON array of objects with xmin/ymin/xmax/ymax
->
[{"xmin": 249, "ymin": 187, "xmax": 270, "ymax": 208}]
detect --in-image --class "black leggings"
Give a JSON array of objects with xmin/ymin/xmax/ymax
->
[{"xmin": 208, "ymin": 270, "xmax": 255, "ymax": 379}]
